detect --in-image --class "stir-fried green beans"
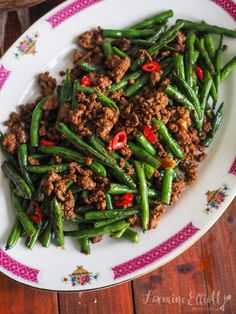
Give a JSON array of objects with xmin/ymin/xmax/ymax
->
[
  {"xmin": 5, "ymin": 219, "xmax": 22, "ymax": 250},
  {"xmin": 130, "ymin": 10, "xmax": 173, "ymax": 29}
]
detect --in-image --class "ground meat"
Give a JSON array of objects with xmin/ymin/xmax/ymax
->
[
  {"xmin": 1, "ymin": 133, "xmax": 17, "ymax": 153},
  {"xmin": 160, "ymin": 50, "xmax": 171, "ymax": 58},
  {"xmin": 125, "ymin": 112, "xmax": 139, "ymax": 134},
  {"xmin": 119, "ymin": 145, "xmax": 133, "ymax": 159},
  {"xmin": 155, "ymin": 142, "xmax": 168, "ymax": 158},
  {"xmin": 127, "ymin": 165, "xmax": 135, "ymax": 175},
  {"xmin": 119, "ymin": 158, "xmax": 126, "ymax": 168},
  {"xmin": 88, "ymin": 72, "xmax": 112, "ymax": 89},
  {"xmin": 127, "ymin": 215, "xmax": 138, "ymax": 226},
  {"xmin": 105, "ymin": 55, "xmax": 131, "ymax": 83},
  {"xmin": 170, "ymin": 179, "xmax": 186, "ymax": 205},
  {"xmin": 85, "ymin": 189, "xmax": 106, "ymax": 210},
  {"xmin": 61, "ymin": 190, "xmax": 75, "ymax": 219},
  {"xmin": 85, "ymin": 157, "xmax": 93, "ymax": 166},
  {"xmin": 28, "ymin": 156, "xmax": 40, "ymax": 166},
  {"xmin": 90, "ymin": 235, "xmax": 103, "ymax": 244},
  {"xmin": 172, "ymin": 31, "xmax": 186, "ymax": 52},
  {"xmin": 78, "ymin": 28, "xmax": 103, "ymax": 50},
  {"xmin": 112, "ymin": 38, "xmax": 131, "ymax": 51},
  {"xmin": 138, "ymin": 49, "xmax": 152, "ymax": 62},
  {"xmin": 54, "ymin": 180, "xmax": 67, "ymax": 201},
  {"xmin": 148, "ymin": 203, "xmax": 166, "ymax": 229},
  {"xmin": 195, "ymin": 152, "xmax": 207, "ymax": 162},
  {"xmin": 11, "ymin": 124, "xmax": 28, "ymax": 144},
  {"xmin": 95, "ymin": 107, "xmax": 119, "ymax": 140},
  {"xmin": 181, "ymin": 160, "xmax": 199, "ymax": 184},
  {"xmin": 58, "ymin": 102, "xmax": 71, "ymax": 124},
  {"xmin": 42, "ymin": 171, "xmax": 61, "ymax": 196},
  {"xmin": 4, "ymin": 112, "xmax": 21, "ymax": 127},
  {"xmin": 38, "ymin": 72, "xmax": 57, "ymax": 96},
  {"xmin": 149, "ymin": 70, "xmax": 163, "ymax": 86},
  {"xmin": 41, "ymin": 95, "xmax": 58, "ymax": 110}
]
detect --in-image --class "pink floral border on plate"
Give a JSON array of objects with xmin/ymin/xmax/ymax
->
[
  {"xmin": 111, "ymin": 222, "xmax": 199, "ymax": 279},
  {"xmin": 0, "ymin": 65, "xmax": 10, "ymax": 91},
  {"xmin": 212, "ymin": 0, "xmax": 236, "ymax": 20},
  {"xmin": 0, "ymin": 249, "xmax": 40, "ymax": 283},
  {"xmin": 229, "ymin": 157, "xmax": 236, "ymax": 176},
  {"xmin": 46, "ymin": 0, "xmax": 102, "ymax": 28}
]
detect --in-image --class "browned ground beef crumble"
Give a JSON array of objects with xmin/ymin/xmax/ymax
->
[{"xmin": 1, "ymin": 27, "xmax": 211, "ymax": 239}]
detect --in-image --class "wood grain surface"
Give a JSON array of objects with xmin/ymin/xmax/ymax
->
[{"xmin": 0, "ymin": 1, "xmax": 235, "ymax": 313}]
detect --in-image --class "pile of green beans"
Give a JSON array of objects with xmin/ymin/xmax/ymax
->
[{"xmin": 1, "ymin": 8, "xmax": 236, "ymax": 254}]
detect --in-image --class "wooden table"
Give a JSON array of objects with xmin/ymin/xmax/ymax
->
[{"xmin": 0, "ymin": 1, "xmax": 235, "ymax": 313}]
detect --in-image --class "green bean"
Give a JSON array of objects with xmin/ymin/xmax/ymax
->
[
  {"xmin": 161, "ymin": 168, "xmax": 173, "ymax": 205},
  {"xmin": 105, "ymin": 193, "xmax": 113, "ymax": 210},
  {"xmin": 131, "ymin": 39, "xmax": 154, "ymax": 47},
  {"xmin": 71, "ymin": 79, "xmax": 78, "ymax": 109},
  {"xmin": 103, "ymin": 29, "xmax": 155, "ymax": 39},
  {"xmin": 59, "ymin": 69, "xmax": 72, "ymax": 104},
  {"xmin": 5, "ymin": 219, "xmax": 22, "ymax": 250},
  {"xmin": 80, "ymin": 237, "xmax": 90, "ymax": 255},
  {"xmin": 125, "ymin": 75, "xmax": 149, "ymax": 98},
  {"xmin": 30, "ymin": 96, "xmax": 50, "ymax": 147},
  {"xmin": 148, "ymin": 24, "xmax": 167, "ymax": 42},
  {"xmin": 93, "ymin": 217, "xmax": 125, "ymax": 228},
  {"xmin": 221, "ymin": 56, "xmax": 236, "ymax": 82},
  {"xmin": 11, "ymin": 191, "xmax": 36, "ymax": 236},
  {"xmin": 64, "ymin": 220, "xmax": 129, "ymax": 238},
  {"xmin": 106, "ymin": 183, "xmax": 160, "ymax": 199},
  {"xmin": 185, "ymin": 32, "xmax": 196, "ymax": 87},
  {"xmin": 40, "ymin": 220, "xmax": 52, "ymax": 248},
  {"xmin": 78, "ymin": 60, "xmax": 104, "ymax": 72},
  {"xmin": 18, "ymin": 144, "xmax": 35, "ymax": 192},
  {"xmin": 84, "ymin": 209, "xmax": 138, "ymax": 220},
  {"xmin": 215, "ymin": 35, "xmax": 223, "ymax": 95},
  {"xmin": 57, "ymin": 123, "xmax": 116, "ymax": 168},
  {"xmin": 75, "ymin": 205, "xmax": 95, "ymax": 213},
  {"xmin": 152, "ymin": 118, "xmax": 185, "ymax": 158},
  {"xmin": 51, "ymin": 198, "xmax": 64, "ymax": 247},
  {"xmin": 123, "ymin": 228, "xmax": 140, "ymax": 243},
  {"xmin": 75, "ymin": 82, "xmax": 118, "ymax": 110},
  {"xmin": 68, "ymin": 215, "xmax": 93, "ymax": 224},
  {"xmin": 130, "ymin": 21, "xmax": 184, "ymax": 70},
  {"xmin": 108, "ymin": 71, "xmax": 142, "ymax": 92},
  {"xmin": 2, "ymin": 161, "xmax": 32, "ymax": 199},
  {"xmin": 204, "ymin": 34, "xmax": 215, "ymax": 61},
  {"xmin": 39, "ymin": 145, "xmax": 106, "ymax": 177},
  {"xmin": 196, "ymin": 38, "xmax": 215, "ymax": 75},
  {"xmin": 26, "ymin": 164, "xmax": 69, "ymax": 173},
  {"xmin": 177, "ymin": 19, "xmax": 236, "ymax": 37},
  {"xmin": 134, "ymin": 161, "xmax": 149, "ymax": 231},
  {"xmin": 128, "ymin": 142, "xmax": 161, "ymax": 168},
  {"xmin": 173, "ymin": 54, "xmax": 185, "ymax": 80},
  {"xmin": 200, "ymin": 70, "xmax": 212, "ymax": 124},
  {"xmin": 143, "ymin": 162, "xmax": 155, "ymax": 179},
  {"xmin": 174, "ymin": 76, "xmax": 202, "ymax": 120},
  {"xmin": 130, "ymin": 10, "xmax": 173, "ymax": 29},
  {"xmin": 134, "ymin": 131, "xmax": 156, "ymax": 156},
  {"xmin": 29, "ymin": 153, "xmax": 49, "ymax": 160},
  {"xmin": 110, "ymin": 225, "xmax": 129, "ymax": 238},
  {"xmin": 203, "ymin": 103, "xmax": 224, "ymax": 147},
  {"xmin": 112, "ymin": 46, "xmax": 126, "ymax": 58},
  {"xmin": 102, "ymin": 40, "xmax": 113, "ymax": 56},
  {"xmin": 25, "ymin": 222, "xmax": 43, "ymax": 250}
]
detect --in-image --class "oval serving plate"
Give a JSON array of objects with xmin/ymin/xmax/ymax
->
[{"xmin": 0, "ymin": 0, "xmax": 236, "ymax": 291}]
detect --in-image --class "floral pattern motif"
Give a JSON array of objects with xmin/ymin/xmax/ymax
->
[
  {"xmin": 14, "ymin": 33, "xmax": 39, "ymax": 59},
  {"xmin": 63, "ymin": 265, "xmax": 99, "ymax": 286},
  {"xmin": 205, "ymin": 184, "xmax": 229, "ymax": 213}
]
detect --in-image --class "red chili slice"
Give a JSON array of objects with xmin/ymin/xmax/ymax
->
[
  {"xmin": 39, "ymin": 139, "xmax": 56, "ymax": 146},
  {"xmin": 141, "ymin": 62, "xmax": 161, "ymax": 72},
  {"xmin": 143, "ymin": 126, "xmax": 156, "ymax": 144},
  {"xmin": 81, "ymin": 75, "xmax": 91, "ymax": 86},
  {"xmin": 111, "ymin": 131, "xmax": 127, "ymax": 150},
  {"xmin": 29, "ymin": 201, "xmax": 43, "ymax": 224},
  {"xmin": 115, "ymin": 193, "xmax": 134, "ymax": 207},
  {"xmin": 196, "ymin": 66, "xmax": 204, "ymax": 80}
]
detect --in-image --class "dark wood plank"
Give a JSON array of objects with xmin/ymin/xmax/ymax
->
[
  {"xmin": 132, "ymin": 239, "xmax": 209, "ymax": 314},
  {"xmin": 0, "ymin": 273, "xmax": 59, "ymax": 314},
  {"xmin": 58, "ymin": 282, "xmax": 134, "ymax": 314},
  {"xmin": 29, "ymin": 0, "xmax": 65, "ymax": 23},
  {"xmin": 201, "ymin": 198, "xmax": 236, "ymax": 313}
]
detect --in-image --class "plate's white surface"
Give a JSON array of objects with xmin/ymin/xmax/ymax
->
[{"xmin": 0, "ymin": 0, "xmax": 235, "ymax": 291}]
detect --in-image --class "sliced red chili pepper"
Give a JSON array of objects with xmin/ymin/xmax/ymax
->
[
  {"xmin": 115, "ymin": 193, "xmax": 134, "ymax": 207},
  {"xmin": 196, "ymin": 66, "xmax": 204, "ymax": 80},
  {"xmin": 39, "ymin": 139, "xmax": 56, "ymax": 146},
  {"xmin": 29, "ymin": 201, "xmax": 43, "ymax": 224},
  {"xmin": 111, "ymin": 131, "xmax": 127, "ymax": 150},
  {"xmin": 143, "ymin": 126, "xmax": 156, "ymax": 144},
  {"xmin": 81, "ymin": 75, "xmax": 91, "ymax": 86},
  {"xmin": 141, "ymin": 62, "xmax": 161, "ymax": 72}
]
